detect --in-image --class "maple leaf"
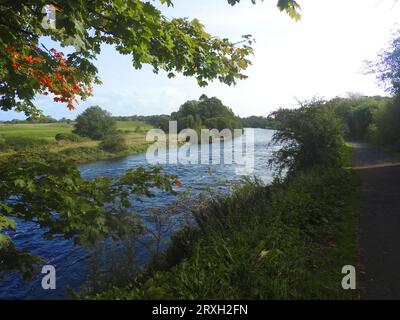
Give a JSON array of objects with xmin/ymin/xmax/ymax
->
[{"xmin": 175, "ymin": 180, "xmax": 182, "ymax": 187}]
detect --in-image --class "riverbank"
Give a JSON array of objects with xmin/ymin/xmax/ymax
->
[
  {"xmin": 0, "ymin": 121, "xmax": 153, "ymax": 164},
  {"xmin": 0, "ymin": 128, "xmax": 277, "ymax": 299},
  {"xmin": 87, "ymin": 145, "xmax": 359, "ymax": 300}
]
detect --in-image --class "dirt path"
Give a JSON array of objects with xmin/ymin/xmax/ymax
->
[{"xmin": 351, "ymin": 142, "xmax": 400, "ymax": 299}]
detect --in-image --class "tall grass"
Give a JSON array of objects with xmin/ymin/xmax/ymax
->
[{"xmin": 88, "ymin": 163, "xmax": 358, "ymax": 300}]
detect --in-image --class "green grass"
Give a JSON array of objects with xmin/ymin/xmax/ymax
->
[
  {"xmin": 0, "ymin": 121, "xmax": 154, "ymax": 163},
  {"xmin": 0, "ymin": 121, "xmax": 152, "ymax": 140},
  {"xmin": 87, "ymin": 160, "xmax": 359, "ymax": 300},
  {"xmin": 0, "ymin": 122, "xmax": 73, "ymax": 140},
  {"xmin": 115, "ymin": 121, "xmax": 153, "ymax": 132}
]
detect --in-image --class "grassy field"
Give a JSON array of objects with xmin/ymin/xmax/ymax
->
[
  {"xmin": 0, "ymin": 121, "xmax": 153, "ymax": 140},
  {"xmin": 0, "ymin": 121, "xmax": 154, "ymax": 163}
]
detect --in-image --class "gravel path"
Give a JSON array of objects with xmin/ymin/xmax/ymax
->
[{"xmin": 352, "ymin": 142, "xmax": 400, "ymax": 300}]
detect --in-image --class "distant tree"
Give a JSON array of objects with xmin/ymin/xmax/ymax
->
[
  {"xmin": 172, "ymin": 96, "xmax": 242, "ymax": 131},
  {"xmin": 328, "ymin": 96, "xmax": 391, "ymax": 140},
  {"xmin": 205, "ymin": 117, "xmax": 237, "ymax": 131},
  {"xmin": 73, "ymin": 106, "xmax": 116, "ymax": 140},
  {"xmin": 369, "ymin": 30, "xmax": 400, "ymax": 95},
  {"xmin": 41, "ymin": 115, "xmax": 58, "ymax": 123},
  {"xmin": 241, "ymin": 116, "xmax": 270, "ymax": 128},
  {"xmin": 59, "ymin": 117, "xmax": 72, "ymax": 124}
]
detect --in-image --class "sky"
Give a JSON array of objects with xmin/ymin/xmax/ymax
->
[{"xmin": 1, "ymin": 0, "xmax": 400, "ymax": 121}]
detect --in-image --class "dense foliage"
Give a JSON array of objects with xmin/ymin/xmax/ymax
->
[
  {"xmin": 369, "ymin": 96, "xmax": 400, "ymax": 149},
  {"xmin": 73, "ymin": 106, "xmax": 117, "ymax": 140},
  {"xmin": 241, "ymin": 115, "xmax": 279, "ymax": 129},
  {"xmin": 322, "ymin": 95, "xmax": 400, "ymax": 151},
  {"xmin": 269, "ymin": 102, "xmax": 345, "ymax": 175},
  {"xmin": 269, "ymin": 94, "xmax": 400, "ymax": 153},
  {"xmin": 328, "ymin": 96, "xmax": 391, "ymax": 140},
  {"xmin": 99, "ymin": 134, "xmax": 127, "ymax": 153},
  {"xmin": 55, "ymin": 132, "xmax": 84, "ymax": 142},
  {"xmin": 361, "ymin": 29, "xmax": 400, "ymax": 149},
  {"xmin": 171, "ymin": 95, "xmax": 242, "ymax": 132}
]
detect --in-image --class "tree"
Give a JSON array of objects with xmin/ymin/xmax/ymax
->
[
  {"xmin": 369, "ymin": 29, "xmax": 400, "ymax": 96},
  {"xmin": 0, "ymin": 0, "xmax": 301, "ymax": 118},
  {"xmin": 73, "ymin": 106, "xmax": 117, "ymax": 139},
  {"xmin": 171, "ymin": 96, "xmax": 242, "ymax": 131},
  {"xmin": 241, "ymin": 116, "xmax": 271, "ymax": 128}
]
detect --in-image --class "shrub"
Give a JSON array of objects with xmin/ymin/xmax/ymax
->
[
  {"xmin": 73, "ymin": 106, "xmax": 117, "ymax": 140},
  {"xmin": 269, "ymin": 103, "xmax": 345, "ymax": 175},
  {"xmin": 99, "ymin": 135, "xmax": 127, "ymax": 153},
  {"xmin": 0, "ymin": 136, "xmax": 50, "ymax": 152},
  {"xmin": 371, "ymin": 97, "xmax": 400, "ymax": 150},
  {"xmin": 55, "ymin": 133, "xmax": 83, "ymax": 143}
]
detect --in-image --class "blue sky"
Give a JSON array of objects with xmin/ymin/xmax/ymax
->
[{"xmin": 2, "ymin": 0, "xmax": 400, "ymax": 121}]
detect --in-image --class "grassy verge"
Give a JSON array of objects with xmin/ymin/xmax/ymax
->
[{"xmin": 86, "ymin": 146, "xmax": 359, "ymax": 300}]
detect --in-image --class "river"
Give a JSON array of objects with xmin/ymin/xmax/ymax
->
[{"xmin": 0, "ymin": 129, "xmax": 278, "ymax": 299}]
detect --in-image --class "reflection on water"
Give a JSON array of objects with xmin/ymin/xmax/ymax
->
[{"xmin": 0, "ymin": 129, "xmax": 278, "ymax": 299}]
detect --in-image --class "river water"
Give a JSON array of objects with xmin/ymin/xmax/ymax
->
[{"xmin": 0, "ymin": 129, "xmax": 277, "ymax": 299}]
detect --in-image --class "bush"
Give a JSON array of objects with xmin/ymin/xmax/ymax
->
[
  {"xmin": 0, "ymin": 136, "xmax": 50, "ymax": 152},
  {"xmin": 371, "ymin": 97, "xmax": 400, "ymax": 150},
  {"xmin": 269, "ymin": 103, "xmax": 345, "ymax": 175},
  {"xmin": 55, "ymin": 133, "xmax": 83, "ymax": 143},
  {"xmin": 73, "ymin": 106, "xmax": 117, "ymax": 140},
  {"xmin": 99, "ymin": 135, "xmax": 127, "ymax": 153}
]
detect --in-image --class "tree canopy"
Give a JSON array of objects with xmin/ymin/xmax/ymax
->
[
  {"xmin": 171, "ymin": 95, "xmax": 242, "ymax": 131},
  {"xmin": 73, "ymin": 105, "xmax": 117, "ymax": 139},
  {"xmin": 0, "ymin": 0, "xmax": 301, "ymax": 118},
  {"xmin": 370, "ymin": 30, "xmax": 400, "ymax": 96}
]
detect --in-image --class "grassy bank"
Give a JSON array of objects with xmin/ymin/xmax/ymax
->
[
  {"xmin": 0, "ymin": 121, "xmax": 153, "ymax": 139},
  {"xmin": 87, "ymin": 145, "xmax": 359, "ymax": 300},
  {"xmin": 0, "ymin": 121, "xmax": 153, "ymax": 163}
]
